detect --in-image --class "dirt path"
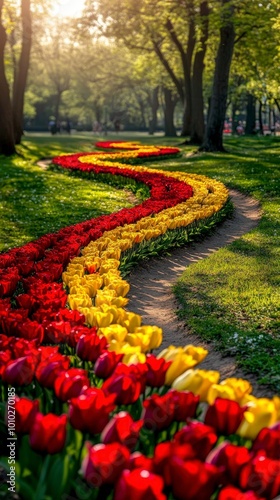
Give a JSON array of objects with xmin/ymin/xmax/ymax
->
[{"xmin": 127, "ymin": 189, "xmax": 273, "ymax": 398}]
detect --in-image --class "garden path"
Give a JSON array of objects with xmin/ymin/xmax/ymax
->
[{"xmin": 127, "ymin": 190, "xmax": 272, "ymax": 398}]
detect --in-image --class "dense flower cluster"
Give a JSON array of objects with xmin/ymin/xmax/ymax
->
[{"xmin": 0, "ymin": 142, "xmax": 279, "ymax": 499}]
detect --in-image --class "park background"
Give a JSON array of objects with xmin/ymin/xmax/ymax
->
[{"xmin": 0, "ymin": 1, "xmax": 280, "ymax": 499}]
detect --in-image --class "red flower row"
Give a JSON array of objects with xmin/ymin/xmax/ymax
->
[
  {"xmin": 0, "ymin": 149, "xmax": 191, "ymax": 305},
  {"xmin": 11, "ymin": 393, "xmax": 280, "ymax": 499}
]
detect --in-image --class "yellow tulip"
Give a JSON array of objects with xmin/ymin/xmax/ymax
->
[
  {"xmin": 120, "ymin": 312, "xmax": 142, "ymax": 332},
  {"xmin": 101, "ymin": 247, "xmax": 121, "ymax": 260},
  {"xmin": 206, "ymin": 384, "xmax": 237, "ymax": 405},
  {"xmin": 95, "ymin": 290, "xmax": 116, "ymax": 307},
  {"xmin": 102, "ymin": 270, "xmax": 122, "ymax": 286},
  {"xmin": 62, "ymin": 272, "xmax": 82, "ymax": 286},
  {"xmin": 105, "ymin": 279, "xmax": 130, "ymax": 297},
  {"xmin": 98, "ymin": 324, "xmax": 128, "ymax": 343},
  {"xmin": 99, "ymin": 259, "xmax": 120, "ymax": 274},
  {"xmin": 67, "ymin": 294, "xmax": 92, "ymax": 310},
  {"xmin": 237, "ymin": 398, "xmax": 278, "ymax": 440},
  {"xmin": 123, "ymin": 352, "xmax": 146, "ymax": 365},
  {"xmin": 273, "ymin": 396, "xmax": 280, "ymax": 420},
  {"xmin": 172, "ymin": 369, "xmax": 220, "ymax": 401},
  {"xmin": 135, "ymin": 326, "xmax": 162, "ymax": 350},
  {"xmin": 118, "ymin": 238, "xmax": 133, "ymax": 251},
  {"xmin": 94, "ymin": 310, "xmax": 114, "ymax": 328},
  {"xmin": 165, "ymin": 354, "xmax": 198, "ymax": 386},
  {"xmin": 220, "ymin": 378, "xmax": 252, "ymax": 403},
  {"xmin": 99, "ymin": 304, "xmax": 124, "ymax": 323},
  {"xmin": 126, "ymin": 333, "xmax": 150, "ymax": 352},
  {"xmin": 78, "ymin": 307, "xmax": 99, "ymax": 327},
  {"xmin": 107, "ymin": 339, "xmax": 126, "ymax": 353},
  {"xmin": 84, "ymin": 257, "xmax": 101, "ymax": 272},
  {"xmin": 157, "ymin": 346, "xmax": 182, "ymax": 362},
  {"xmin": 69, "ymin": 256, "xmax": 86, "ymax": 265},
  {"xmin": 183, "ymin": 345, "xmax": 208, "ymax": 363}
]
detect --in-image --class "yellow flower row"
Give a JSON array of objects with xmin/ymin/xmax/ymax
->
[{"xmin": 62, "ymin": 143, "xmax": 279, "ymax": 439}]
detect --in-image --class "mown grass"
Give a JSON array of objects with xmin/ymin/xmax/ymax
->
[
  {"xmin": 1, "ymin": 132, "xmax": 279, "ymax": 392},
  {"xmin": 0, "ymin": 133, "xmax": 140, "ymax": 252}
]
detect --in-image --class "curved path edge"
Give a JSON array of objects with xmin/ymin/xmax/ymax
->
[{"xmin": 127, "ymin": 189, "xmax": 272, "ymax": 397}]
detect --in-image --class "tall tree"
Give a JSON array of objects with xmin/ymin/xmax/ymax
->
[
  {"xmin": 200, "ymin": 0, "xmax": 235, "ymax": 151},
  {"xmin": 0, "ymin": 0, "xmax": 15, "ymax": 155},
  {"xmin": 82, "ymin": 0, "xmax": 209, "ymax": 143},
  {"xmin": 12, "ymin": 0, "xmax": 32, "ymax": 144}
]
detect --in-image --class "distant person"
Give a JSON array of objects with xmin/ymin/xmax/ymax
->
[
  {"xmin": 66, "ymin": 119, "xmax": 71, "ymax": 134},
  {"xmin": 114, "ymin": 119, "xmax": 120, "ymax": 133},
  {"xmin": 49, "ymin": 120, "xmax": 56, "ymax": 135},
  {"xmin": 236, "ymin": 123, "xmax": 244, "ymax": 135}
]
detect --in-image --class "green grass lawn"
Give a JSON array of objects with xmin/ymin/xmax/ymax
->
[{"xmin": 0, "ymin": 132, "xmax": 279, "ymax": 392}]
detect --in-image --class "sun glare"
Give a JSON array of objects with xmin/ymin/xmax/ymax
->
[{"xmin": 53, "ymin": 0, "xmax": 85, "ymax": 18}]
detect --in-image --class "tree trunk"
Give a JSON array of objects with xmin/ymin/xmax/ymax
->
[
  {"xmin": 258, "ymin": 100, "xmax": 263, "ymax": 135},
  {"xmin": 0, "ymin": 1, "xmax": 15, "ymax": 155},
  {"xmin": 12, "ymin": 0, "xmax": 32, "ymax": 144},
  {"xmin": 200, "ymin": 0, "xmax": 235, "ymax": 152},
  {"xmin": 163, "ymin": 87, "xmax": 177, "ymax": 137},
  {"xmin": 245, "ymin": 94, "xmax": 256, "ymax": 134},
  {"xmin": 55, "ymin": 91, "xmax": 62, "ymax": 126},
  {"xmin": 148, "ymin": 86, "xmax": 159, "ymax": 135},
  {"xmin": 232, "ymin": 101, "xmax": 238, "ymax": 135},
  {"xmin": 190, "ymin": 1, "xmax": 209, "ymax": 145}
]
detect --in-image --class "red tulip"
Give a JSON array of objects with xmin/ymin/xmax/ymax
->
[
  {"xmin": 101, "ymin": 411, "xmax": 143, "ymax": 450},
  {"xmin": 94, "ymin": 351, "xmax": 123, "ymax": 379},
  {"xmin": 43, "ymin": 320, "xmax": 71, "ymax": 344},
  {"xmin": 7, "ymin": 397, "xmax": 39, "ymax": 434},
  {"xmin": 81, "ymin": 442, "xmax": 130, "ymax": 487},
  {"xmin": 114, "ymin": 363, "xmax": 148, "ymax": 394},
  {"xmin": 102, "ymin": 373, "xmax": 142, "ymax": 405},
  {"xmin": 145, "ymin": 355, "xmax": 171, "ymax": 388},
  {"xmin": 252, "ymin": 427, "xmax": 280, "ymax": 459},
  {"xmin": 3, "ymin": 356, "xmax": 36, "ymax": 386},
  {"xmin": 170, "ymin": 456, "xmax": 221, "ymax": 500},
  {"xmin": 29, "ymin": 413, "xmax": 67, "ymax": 454},
  {"xmin": 142, "ymin": 392, "xmax": 175, "ymax": 431},
  {"xmin": 10, "ymin": 338, "xmax": 39, "ymax": 360},
  {"xmin": 69, "ymin": 388, "xmax": 116, "ymax": 434},
  {"xmin": 54, "ymin": 368, "xmax": 90, "ymax": 402},
  {"xmin": 169, "ymin": 389, "xmax": 199, "ymax": 422},
  {"xmin": 218, "ymin": 486, "xmax": 265, "ymax": 500},
  {"xmin": 114, "ymin": 468, "xmax": 166, "ymax": 500},
  {"xmin": 76, "ymin": 333, "xmax": 108, "ymax": 362},
  {"xmin": 204, "ymin": 397, "xmax": 247, "ymax": 435},
  {"xmin": 35, "ymin": 354, "xmax": 70, "ymax": 388},
  {"xmin": 174, "ymin": 421, "xmax": 218, "ymax": 461},
  {"xmin": 239, "ymin": 455, "xmax": 280, "ymax": 499},
  {"xmin": 153, "ymin": 441, "xmax": 196, "ymax": 486},
  {"xmin": 206, "ymin": 441, "xmax": 251, "ymax": 485},
  {"xmin": 37, "ymin": 346, "xmax": 60, "ymax": 363},
  {"xmin": 128, "ymin": 452, "xmax": 153, "ymax": 472},
  {"xmin": 0, "ymin": 350, "xmax": 11, "ymax": 376}
]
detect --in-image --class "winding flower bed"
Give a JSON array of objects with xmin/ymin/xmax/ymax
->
[{"xmin": 0, "ymin": 141, "xmax": 279, "ymax": 500}]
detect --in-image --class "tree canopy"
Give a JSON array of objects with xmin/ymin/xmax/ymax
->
[{"xmin": 0, "ymin": 0, "xmax": 279, "ymax": 154}]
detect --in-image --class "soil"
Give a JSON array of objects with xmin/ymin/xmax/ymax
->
[{"xmin": 127, "ymin": 189, "xmax": 275, "ymax": 398}]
